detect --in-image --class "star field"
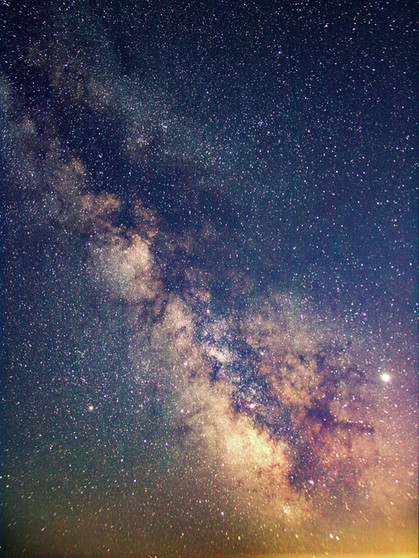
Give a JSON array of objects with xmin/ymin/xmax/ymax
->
[{"xmin": 1, "ymin": 1, "xmax": 417, "ymax": 557}]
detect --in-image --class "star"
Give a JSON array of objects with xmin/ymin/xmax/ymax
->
[{"xmin": 380, "ymin": 372, "xmax": 392, "ymax": 383}]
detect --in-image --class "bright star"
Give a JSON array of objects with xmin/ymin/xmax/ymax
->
[{"xmin": 380, "ymin": 373, "xmax": 391, "ymax": 383}]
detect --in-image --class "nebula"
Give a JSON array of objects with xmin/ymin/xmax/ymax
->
[{"xmin": 1, "ymin": 1, "xmax": 417, "ymax": 557}]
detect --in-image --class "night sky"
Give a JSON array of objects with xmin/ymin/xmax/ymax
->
[{"xmin": 1, "ymin": 1, "xmax": 417, "ymax": 557}]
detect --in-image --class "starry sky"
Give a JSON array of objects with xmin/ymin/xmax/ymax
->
[{"xmin": 1, "ymin": 1, "xmax": 417, "ymax": 557}]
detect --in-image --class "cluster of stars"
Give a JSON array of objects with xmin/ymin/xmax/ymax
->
[{"xmin": 1, "ymin": 0, "xmax": 417, "ymax": 556}]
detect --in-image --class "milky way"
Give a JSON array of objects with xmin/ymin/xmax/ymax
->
[{"xmin": 1, "ymin": 1, "xmax": 417, "ymax": 557}]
